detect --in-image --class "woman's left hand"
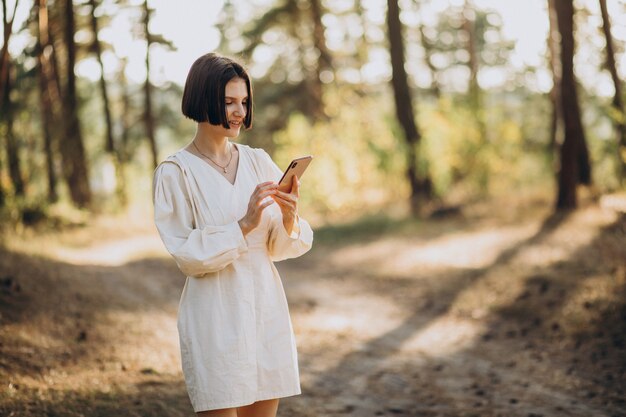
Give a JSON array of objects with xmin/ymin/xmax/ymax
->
[{"xmin": 272, "ymin": 175, "xmax": 300, "ymax": 235}]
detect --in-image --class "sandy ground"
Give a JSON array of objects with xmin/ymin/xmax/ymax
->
[{"xmin": 1, "ymin": 196, "xmax": 625, "ymax": 417}]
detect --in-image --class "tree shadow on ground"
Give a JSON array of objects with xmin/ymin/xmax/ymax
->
[
  {"xmin": 0, "ymin": 377, "xmax": 192, "ymax": 417},
  {"xmin": 0, "ymin": 247, "xmax": 184, "ymax": 380},
  {"xmin": 297, "ymin": 211, "xmax": 626, "ymax": 415}
]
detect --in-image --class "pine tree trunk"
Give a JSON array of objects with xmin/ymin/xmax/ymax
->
[
  {"xmin": 463, "ymin": 0, "xmax": 486, "ymax": 143},
  {"xmin": 2, "ymin": 61, "xmax": 25, "ymax": 197},
  {"xmin": 547, "ymin": 0, "xmax": 562, "ymax": 160},
  {"xmin": 89, "ymin": 0, "xmax": 114, "ymax": 154},
  {"xmin": 116, "ymin": 58, "xmax": 131, "ymax": 207},
  {"xmin": 386, "ymin": 0, "xmax": 431, "ymax": 215},
  {"xmin": 599, "ymin": 0, "xmax": 626, "ymax": 184},
  {"xmin": 143, "ymin": 0, "xmax": 158, "ymax": 169},
  {"xmin": 554, "ymin": 0, "xmax": 590, "ymax": 209},
  {"xmin": 0, "ymin": 0, "xmax": 19, "ymax": 104},
  {"xmin": 37, "ymin": 0, "xmax": 59, "ymax": 203},
  {"xmin": 61, "ymin": 0, "xmax": 91, "ymax": 207}
]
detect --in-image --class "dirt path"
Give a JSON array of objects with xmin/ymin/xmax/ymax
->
[{"xmin": 1, "ymin": 200, "xmax": 625, "ymax": 416}]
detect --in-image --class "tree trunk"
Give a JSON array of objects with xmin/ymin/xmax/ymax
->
[
  {"xmin": 88, "ymin": 0, "xmax": 114, "ymax": 154},
  {"xmin": 302, "ymin": 0, "xmax": 328, "ymax": 119},
  {"xmin": 143, "ymin": 0, "xmax": 158, "ymax": 169},
  {"xmin": 61, "ymin": 0, "xmax": 91, "ymax": 207},
  {"xmin": 386, "ymin": 0, "xmax": 431, "ymax": 215},
  {"xmin": 2, "ymin": 60, "xmax": 25, "ymax": 197},
  {"xmin": 599, "ymin": 0, "xmax": 626, "ymax": 184},
  {"xmin": 463, "ymin": 0, "xmax": 486, "ymax": 142},
  {"xmin": 554, "ymin": 0, "xmax": 590, "ymax": 209},
  {"xmin": 37, "ymin": 0, "xmax": 59, "ymax": 203},
  {"xmin": 547, "ymin": 0, "xmax": 562, "ymax": 160},
  {"xmin": 0, "ymin": 0, "xmax": 19, "ymax": 104},
  {"xmin": 116, "ymin": 58, "xmax": 131, "ymax": 208}
]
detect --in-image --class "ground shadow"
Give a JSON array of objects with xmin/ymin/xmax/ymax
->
[{"xmin": 295, "ymin": 211, "xmax": 623, "ymax": 416}]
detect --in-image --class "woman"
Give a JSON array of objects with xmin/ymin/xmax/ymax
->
[{"xmin": 152, "ymin": 53, "xmax": 313, "ymax": 417}]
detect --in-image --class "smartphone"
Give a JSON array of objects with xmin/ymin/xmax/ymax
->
[{"xmin": 278, "ymin": 155, "xmax": 313, "ymax": 190}]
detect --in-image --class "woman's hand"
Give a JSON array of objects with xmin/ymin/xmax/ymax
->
[
  {"xmin": 272, "ymin": 175, "xmax": 300, "ymax": 235},
  {"xmin": 238, "ymin": 181, "xmax": 277, "ymax": 236}
]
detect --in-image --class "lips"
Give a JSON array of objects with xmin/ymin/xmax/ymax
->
[{"xmin": 229, "ymin": 120, "xmax": 242, "ymax": 127}]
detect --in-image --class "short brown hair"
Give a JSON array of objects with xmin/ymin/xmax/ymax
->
[{"xmin": 181, "ymin": 53, "xmax": 253, "ymax": 129}]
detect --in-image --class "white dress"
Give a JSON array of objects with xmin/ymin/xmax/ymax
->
[{"xmin": 152, "ymin": 144, "xmax": 313, "ymax": 412}]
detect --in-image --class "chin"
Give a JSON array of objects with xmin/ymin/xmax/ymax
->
[{"xmin": 225, "ymin": 127, "xmax": 242, "ymax": 137}]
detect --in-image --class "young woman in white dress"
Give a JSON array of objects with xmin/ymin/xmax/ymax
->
[{"xmin": 152, "ymin": 53, "xmax": 313, "ymax": 417}]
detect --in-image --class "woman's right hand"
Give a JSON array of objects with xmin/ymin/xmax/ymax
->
[{"xmin": 238, "ymin": 181, "xmax": 277, "ymax": 236}]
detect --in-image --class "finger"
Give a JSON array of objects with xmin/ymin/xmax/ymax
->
[
  {"xmin": 259, "ymin": 198, "xmax": 275, "ymax": 209},
  {"xmin": 290, "ymin": 175, "xmax": 299, "ymax": 197},
  {"xmin": 273, "ymin": 190, "xmax": 297, "ymax": 202},
  {"xmin": 272, "ymin": 198, "xmax": 296, "ymax": 214},
  {"xmin": 254, "ymin": 185, "xmax": 277, "ymax": 200},
  {"xmin": 256, "ymin": 181, "xmax": 278, "ymax": 191}
]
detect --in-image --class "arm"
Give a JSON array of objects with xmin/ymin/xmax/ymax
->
[
  {"xmin": 267, "ymin": 212, "xmax": 314, "ymax": 262},
  {"xmin": 152, "ymin": 161, "xmax": 248, "ymax": 277}
]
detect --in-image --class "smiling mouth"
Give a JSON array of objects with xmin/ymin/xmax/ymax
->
[{"xmin": 229, "ymin": 120, "xmax": 242, "ymax": 127}]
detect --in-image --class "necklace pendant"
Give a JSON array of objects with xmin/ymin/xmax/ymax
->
[{"xmin": 223, "ymin": 168, "xmax": 228, "ymax": 173}]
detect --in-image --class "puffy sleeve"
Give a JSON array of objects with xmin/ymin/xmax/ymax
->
[
  {"xmin": 152, "ymin": 161, "xmax": 248, "ymax": 277},
  {"xmin": 253, "ymin": 149, "xmax": 314, "ymax": 262}
]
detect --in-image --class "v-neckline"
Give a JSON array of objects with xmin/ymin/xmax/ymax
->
[{"xmin": 183, "ymin": 144, "xmax": 242, "ymax": 187}]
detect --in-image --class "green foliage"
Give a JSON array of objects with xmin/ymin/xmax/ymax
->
[{"xmin": 269, "ymin": 87, "xmax": 408, "ymax": 220}]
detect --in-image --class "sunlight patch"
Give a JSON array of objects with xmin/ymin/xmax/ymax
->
[
  {"xmin": 53, "ymin": 236, "xmax": 168, "ymax": 266},
  {"xmin": 401, "ymin": 317, "xmax": 483, "ymax": 357}
]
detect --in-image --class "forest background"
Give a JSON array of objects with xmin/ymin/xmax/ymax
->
[
  {"xmin": 2, "ymin": 1, "xmax": 626, "ymax": 416},
  {"xmin": 1, "ymin": 0, "xmax": 625, "ymax": 226}
]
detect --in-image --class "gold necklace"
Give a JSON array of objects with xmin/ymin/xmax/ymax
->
[{"xmin": 192, "ymin": 140, "xmax": 233, "ymax": 173}]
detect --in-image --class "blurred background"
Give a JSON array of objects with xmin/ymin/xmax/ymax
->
[
  {"xmin": 1, "ymin": 0, "xmax": 626, "ymax": 416},
  {"xmin": 1, "ymin": 0, "xmax": 625, "ymax": 224}
]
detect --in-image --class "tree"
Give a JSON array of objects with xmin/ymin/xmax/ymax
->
[
  {"xmin": 598, "ymin": 0, "xmax": 626, "ymax": 184},
  {"xmin": 1, "ymin": 0, "xmax": 26, "ymax": 199},
  {"xmin": 88, "ymin": 0, "xmax": 113, "ymax": 154},
  {"xmin": 142, "ymin": 0, "xmax": 157, "ymax": 169},
  {"xmin": 554, "ymin": 0, "xmax": 591, "ymax": 209},
  {"xmin": 386, "ymin": 0, "xmax": 431, "ymax": 214},
  {"xmin": 60, "ymin": 0, "xmax": 91, "ymax": 207},
  {"xmin": 1, "ymin": 57, "xmax": 25, "ymax": 198},
  {"xmin": 547, "ymin": 0, "xmax": 562, "ymax": 160},
  {"xmin": 36, "ymin": 0, "xmax": 60, "ymax": 203},
  {"xmin": 0, "ymin": 0, "xmax": 19, "ymax": 102}
]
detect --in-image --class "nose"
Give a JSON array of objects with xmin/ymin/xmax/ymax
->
[{"xmin": 233, "ymin": 103, "xmax": 245, "ymax": 117}]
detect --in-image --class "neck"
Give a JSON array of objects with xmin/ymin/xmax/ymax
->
[{"xmin": 193, "ymin": 123, "xmax": 230, "ymax": 156}]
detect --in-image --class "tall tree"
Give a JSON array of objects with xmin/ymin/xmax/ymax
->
[
  {"xmin": 0, "ymin": 0, "xmax": 21, "ymax": 205},
  {"xmin": 1, "ymin": 59, "xmax": 25, "ymax": 197},
  {"xmin": 386, "ymin": 0, "xmax": 431, "ymax": 214},
  {"xmin": 88, "ymin": 0, "xmax": 128, "ymax": 205},
  {"xmin": 547, "ymin": 0, "xmax": 562, "ymax": 159},
  {"xmin": 61, "ymin": 0, "xmax": 91, "ymax": 207},
  {"xmin": 88, "ymin": 0, "xmax": 114, "ymax": 153},
  {"xmin": 37, "ymin": 0, "xmax": 59, "ymax": 203},
  {"xmin": 142, "ymin": 0, "xmax": 158, "ymax": 169},
  {"xmin": 0, "ymin": 0, "xmax": 19, "ymax": 102},
  {"xmin": 554, "ymin": 0, "xmax": 591, "ymax": 209},
  {"xmin": 598, "ymin": 0, "xmax": 626, "ymax": 184}
]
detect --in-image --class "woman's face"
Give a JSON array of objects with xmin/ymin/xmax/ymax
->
[{"xmin": 222, "ymin": 77, "xmax": 248, "ymax": 137}]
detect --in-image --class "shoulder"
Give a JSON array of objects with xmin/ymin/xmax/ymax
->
[
  {"xmin": 154, "ymin": 153, "xmax": 187, "ymax": 183},
  {"xmin": 239, "ymin": 144, "xmax": 273, "ymax": 165}
]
